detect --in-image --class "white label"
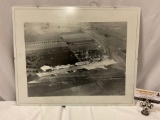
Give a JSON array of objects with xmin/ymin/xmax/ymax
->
[{"xmin": 135, "ymin": 88, "xmax": 160, "ymax": 101}]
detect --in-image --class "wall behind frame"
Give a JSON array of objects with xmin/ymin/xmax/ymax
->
[{"xmin": 0, "ymin": 0, "xmax": 160, "ymax": 100}]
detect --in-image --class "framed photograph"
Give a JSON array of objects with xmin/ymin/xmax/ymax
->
[{"xmin": 12, "ymin": 7, "xmax": 140, "ymax": 105}]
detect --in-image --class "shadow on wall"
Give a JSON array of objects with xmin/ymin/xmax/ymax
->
[{"xmin": 0, "ymin": 96, "xmax": 4, "ymax": 101}]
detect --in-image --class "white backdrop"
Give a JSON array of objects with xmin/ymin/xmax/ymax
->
[{"xmin": 0, "ymin": 0, "xmax": 160, "ymax": 101}]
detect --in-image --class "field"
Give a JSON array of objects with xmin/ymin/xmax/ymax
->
[{"xmin": 25, "ymin": 22, "xmax": 127, "ymax": 96}]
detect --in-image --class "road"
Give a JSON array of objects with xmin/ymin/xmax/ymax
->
[{"xmin": 85, "ymin": 30, "xmax": 126, "ymax": 62}]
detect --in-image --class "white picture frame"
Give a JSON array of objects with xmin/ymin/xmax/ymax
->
[{"xmin": 12, "ymin": 7, "xmax": 140, "ymax": 105}]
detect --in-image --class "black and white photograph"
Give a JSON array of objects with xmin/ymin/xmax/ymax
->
[
  {"xmin": 13, "ymin": 7, "xmax": 140, "ymax": 105},
  {"xmin": 25, "ymin": 22, "xmax": 127, "ymax": 97}
]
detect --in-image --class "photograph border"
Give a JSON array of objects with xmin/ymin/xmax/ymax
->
[{"xmin": 12, "ymin": 7, "xmax": 140, "ymax": 105}]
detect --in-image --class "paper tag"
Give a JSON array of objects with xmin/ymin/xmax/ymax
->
[{"xmin": 135, "ymin": 88, "xmax": 160, "ymax": 101}]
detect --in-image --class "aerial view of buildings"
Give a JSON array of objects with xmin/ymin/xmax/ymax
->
[{"xmin": 24, "ymin": 22, "xmax": 127, "ymax": 97}]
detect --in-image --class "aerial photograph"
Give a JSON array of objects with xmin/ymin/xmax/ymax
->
[{"xmin": 24, "ymin": 22, "xmax": 127, "ymax": 97}]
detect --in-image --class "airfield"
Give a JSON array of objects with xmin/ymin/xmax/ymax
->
[{"xmin": 25, "ymin": 22, "xmax": 127, "ymax": 97}]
